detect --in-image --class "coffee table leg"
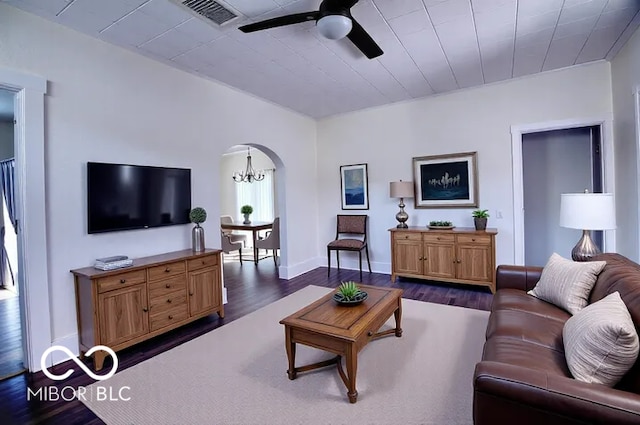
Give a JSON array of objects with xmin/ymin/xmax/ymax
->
[
  {"xmin": 346, "ymin": 344, "xmax": 358, "ymax": 403},
  {"xmin": 394, "ymin": 300, "xmax": 403, "ymax": 337},
  {"xmin": 285, "ymin": 326, "xmax": 297, "ymax": 380}
]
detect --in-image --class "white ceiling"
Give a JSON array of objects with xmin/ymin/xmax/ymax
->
[{"xmin": 5, "ymin": 0, "xmax": 640, "ymax": 119}]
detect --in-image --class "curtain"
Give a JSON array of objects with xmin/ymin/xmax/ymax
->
[
  {"xmin": 235, "ymin": 169, "xmax": 275, "ymax": 222},
  {"xmin": 0, "ymin": 158, "xmax": 15, "ymax": 287},
  {"xmin": 0, "ymin": 158, "xmax": 16, "ymax": 231}
]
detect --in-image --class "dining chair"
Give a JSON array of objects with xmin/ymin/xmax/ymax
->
[
  {"xmin": 255, "ymin": 217, "xmax": 280, "ymax": 266},
  {"xmin": 220, "ymin": 231, "xmax": 243, "ymax": 264},
  {"xmin": 327, "ymin": 214, "xmax": 371, "ymax": 281},
  {"xmin": 220, "ymin": 215, "xmax": 248, "ymax": 246}
]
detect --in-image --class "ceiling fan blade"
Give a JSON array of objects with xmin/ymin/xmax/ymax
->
[
  {"xmin": 347, "ymin": 19, "xmax": 383, "ymax": 59},
  {"xmin": 238, "ymin": 11, "xmax": 319, "ymax": 33}
]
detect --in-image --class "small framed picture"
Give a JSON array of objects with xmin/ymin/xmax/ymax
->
[
  {"xmin": 340, "ymin": 163, "xmax": 369, "ymax": 210},
  {"xmin": 413, "ymin": 152, "xmax": 478, "ymax": 208}
]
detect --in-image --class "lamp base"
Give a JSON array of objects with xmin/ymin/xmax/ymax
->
[
  {"xmin": 396, "ymin": 198, "xmax": 409, "ymax": 228},
  {"xmin": 571, "ymin": 229, "xmax": 601, "ymax": 262}
]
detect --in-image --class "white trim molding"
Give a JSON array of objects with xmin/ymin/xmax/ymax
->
[
  {"xmin": 511, "ymin": 117, "xmax": 616, "ymax": 265},
  {"xmin": 0, "ymin": 67, "xmax": 51, "ymax": 372}
]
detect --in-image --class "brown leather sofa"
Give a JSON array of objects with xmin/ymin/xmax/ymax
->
[{"xmin": 473, "ymin": 253, "xmax": 640, "ymax": 425}]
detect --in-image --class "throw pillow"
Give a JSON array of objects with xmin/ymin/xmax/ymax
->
[
  {"xmin": 528, "ymin": 253, "xmax": 606, "ymax": 315},
  {"xmin": 563, "ymin": 291, "xmax": 639, "ymax": 386}
]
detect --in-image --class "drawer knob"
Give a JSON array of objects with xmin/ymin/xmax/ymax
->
[
  {"xmin": 189, "ymin": 292, "xmax": 194, "ymax": 296},
  {"xmin": 120, "ymin": 279, "xmax": 126, "ymax": 284},
  {"xmin": 165, "ymin": 284, "xmax": 171, "ymax": 289},
  {"xmin": 167, "ymin": 299, "xmax": 172, "ymax": 304},
  {"xmin": 202, "ymin": 260, "xmax": 206, "ymax": 264},
  {"xmin": 142, "ymin": 307, "xmax": 148, "ymax": 312},
  {"xmin": 418, "ymin": 256, "xmax": 423, "ymax": 260},
  {"xmin": 404, "ymin": 235, "xmax": 409, "ymax": 239},
  {"xmin": 367, "ymin": 331, "xmax": 373, "ymax": 337},
  {"xmin": 165, "ymin": 268, "xmax": 170, "ymax": 273},
  {"xmin": 457, "ymin": 260, "xmax": 461, "ymax": 263},
  {"xmin": 472, "ymin": 238, "xmax": 476, "ymax": 241},
  {"xmin": 168, "ymin": 315, "xmax": 173, "ymax": 320},
  {"xmin": 437, "ymin": 237, "xmax": 441, "ymax": 240}
]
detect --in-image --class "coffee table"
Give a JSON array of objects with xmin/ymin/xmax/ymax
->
[{"xmin": 279, "ymin": 284, "xmax": 403, "ymax": 403}]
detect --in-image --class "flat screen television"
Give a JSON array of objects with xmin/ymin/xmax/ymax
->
[{"xmin": 87, "ymin": 162, "xmax": 192, "ymax": 234}]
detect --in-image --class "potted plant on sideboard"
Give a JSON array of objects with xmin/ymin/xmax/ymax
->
[
  {"xmin": 472, "ymin": 209, "xmax": 489, "ymax": 231},
  {"xmin": 190, "ymin": 207, "xmax": 207, "ymax": 252},
  {"xmin": 241, "ymin": 205, "xmax": 253, "ymax": 224}
]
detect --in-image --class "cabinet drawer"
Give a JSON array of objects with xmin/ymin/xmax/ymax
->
[
  {"xmin": 187, "ymin": 254, "xmax": 218, "ymax": 271},
  {"xmin": 148, "ymin": 261, "xmax": 185, "ymax": 282},
  {"xmin": 456, "ymin": 234, "xmax": 492, "ymax": 245},
  {"xmin": 150, "ymin": 305, "xmax": 189, "ymax": 332},
  {"xmin": 393, "ymin": 232, "xmax": 422, "ymax": 241},
  {"xmin": 149, "ymin": 289, "xmax": 187, "ymax": 315},
  {"xmin": 97, "ymin": 270, "xmax": 146, "ymax": 293},
  {"xmin": 423, "ymin": 233, "xmax": 455, "ymax": 243},
  {"xmin": 148, "ymin": 275, "xmax": 186, "ymax": 299}
]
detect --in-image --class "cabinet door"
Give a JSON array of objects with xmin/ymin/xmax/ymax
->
[
  {"xmin": 457, "ymin": 245, "xmax": 492, "ymax": 282},
  {"xmin": 98, "ymin": 283, "xmax": 149, "ymax": 347},
  {"xmin": 393, "ymin": 239, "xmax": 423, "ymax": 275},
  {"xmin": 423, "ymin": 242, "xmax": 456, "ymax": 279},
  {"xmin": 188, "ymin": 267, "xmax": 220, "ymax": 316}
]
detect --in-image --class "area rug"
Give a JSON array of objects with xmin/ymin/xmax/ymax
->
[{"xmin": 81, "ymin": 285, "xmax": 489, "ymax": 425}]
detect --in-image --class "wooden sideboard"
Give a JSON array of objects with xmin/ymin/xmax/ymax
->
[
  {"xmin": 389, "ymin": 227, "xmax": 498, "ymax": 293},
  {"xmin": 71, "ymin": 249, "xmax": 224, "ymax": 370}
]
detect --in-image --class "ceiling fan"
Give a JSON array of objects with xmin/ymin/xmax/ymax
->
[{"xmin": 238, "ymin": 0, "xmax": 383, "ymax": 59}]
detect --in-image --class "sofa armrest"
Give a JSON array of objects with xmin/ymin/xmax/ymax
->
[
  {"xmin": 495, "ymin": 265, "xmax": 543, "ymax": 291},
  {"xmin": 474, "ymin": 361, "xmax": 640, "ymax": 425}
]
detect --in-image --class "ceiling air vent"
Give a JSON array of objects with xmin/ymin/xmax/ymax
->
[{"xmin": 176, "ymin": 0, "xmax": 240, "ymax": 26}]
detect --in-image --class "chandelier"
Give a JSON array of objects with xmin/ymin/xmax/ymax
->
[{"xmin": 232, "ymin": 147, "xmax": 265, "ymax": 183}]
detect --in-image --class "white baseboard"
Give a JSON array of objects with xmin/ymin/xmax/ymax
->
[
  {"xmin": 41, "ymin": 333, "xmax": 80, "ymax": 370},
  {"xmin": 279, "ymin": 257, "xmax": 322, "ymax": 279}
]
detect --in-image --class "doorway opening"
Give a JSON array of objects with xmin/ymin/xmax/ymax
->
[
  {"xmin": 0, "ymin": 88, "xmax": 24, "ymax": 380},
  {"xmin": 511, "ymin": 118, "xmax": 615, "ymax": 266}
]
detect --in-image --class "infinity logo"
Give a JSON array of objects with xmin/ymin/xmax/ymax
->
[{"xmin": 41, "ymin": 345, "xmax": 118, "ymax": 381}]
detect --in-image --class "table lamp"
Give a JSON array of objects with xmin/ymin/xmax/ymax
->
[
  {"xmin": 390, "ymin": 181, "xmax": 414, "ymax": 228},
  {"xmin": 559, "ymin": 191, "xmax": 616, "ymax": 261}
]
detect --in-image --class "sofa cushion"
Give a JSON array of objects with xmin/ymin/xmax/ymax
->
[
  {"xmin": 563, "ymin": 291, "xmax": 640, "ymax": 387},
  {"xmin": 528, "ymin": 253, "xmax": 606, "ymax": 315},
  {"xmin": 482, "ymin": 336, "xmax": 571, "ymax": 377},
  {"xmin": 486, "ymin": 309, "xmax": 565, "ymax": 351},
  {"xmin": 491, "ymin": 288, "xmax": 571, "ymax": 322}
]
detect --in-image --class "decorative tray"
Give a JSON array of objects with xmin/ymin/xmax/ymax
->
[
  {"xmin": 427, "ymin": 225, "xmax": 455, "ymax": 230},
  {"xmin": 332, "ymin": 291, "xmax": 368, "ymax": 306}
]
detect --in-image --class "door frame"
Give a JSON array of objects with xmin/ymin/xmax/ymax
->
[
  {"xmin": 511, "ymin": 117, "xmax": 615, "ymax": 265},
  {"xmin": 0, "ymin": 67, "xmax": 51, "ymax": 372}
]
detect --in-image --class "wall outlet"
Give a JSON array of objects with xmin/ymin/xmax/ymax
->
[{"xmin": 496, "ymin": 210, "xmax": 503, "ymax": 219}]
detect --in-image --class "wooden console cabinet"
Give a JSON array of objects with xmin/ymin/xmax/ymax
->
[
  {"xmin": 389, "ymin": 227, "xmax": 497, "ymax": 293},
  {"xmin": 71, "ymin": 249, "xmax": 224, "ymax": 370}
]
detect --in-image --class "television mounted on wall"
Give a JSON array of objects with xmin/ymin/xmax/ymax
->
[{"xmin": 87, "ymin": 162, "xmax": 192, "ymax": 234}]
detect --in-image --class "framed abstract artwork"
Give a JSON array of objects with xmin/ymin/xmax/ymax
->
[
  {"xmin": 340, "ymin": 163, "xmax": 369, "ymax": 210},
  {"xmin": 412, "ymin": 152, "xmax": 478, "ymax": 208}
]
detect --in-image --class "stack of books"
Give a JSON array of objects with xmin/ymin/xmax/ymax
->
[{"xmin": 94, "ymin": 255, "xmax": 133, "ymax": 271}]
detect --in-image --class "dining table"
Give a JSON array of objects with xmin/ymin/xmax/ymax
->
[{"xmin": 220, "ymin": 220, "xmax": 273, "ymax": 265}]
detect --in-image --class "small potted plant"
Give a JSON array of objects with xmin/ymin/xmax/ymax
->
[
  {"xmin": 241, "ymin": 205, "xmax": 253, "ymax": 224},
  {"xmin": 472, "ymin": 209, "xmax": 490, "ymax": 231},
  {"xmin": 428, "ymin": 220, "xmax": 454, "ymax": 229},
  {"xmin": 333, "ymin": 281, "xmax": 368, "ymax": 305},
  {"xmin": 189, "ymin": 207, "xmax": 207, "ymax": 252}
]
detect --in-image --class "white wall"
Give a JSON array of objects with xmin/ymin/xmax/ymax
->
[
  {"xmin": 611, "ymin": 27, "xmax": 640, "ymax": 262},
  {"xmin": 0, "ymin": 5, "xmax": 317, "ymax": 352},
  {"xmin": 317, "ymin": 62, "xmax": 614, "ymax": 271}
]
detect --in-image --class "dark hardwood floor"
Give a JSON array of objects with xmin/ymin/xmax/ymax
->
[
  {"xmin": 0, "ymin": 291, "xmax": 25, "ymax": 381},
  {"xmin": 0, "ymin": 260, "xmax": 492, "ymax": 425}
]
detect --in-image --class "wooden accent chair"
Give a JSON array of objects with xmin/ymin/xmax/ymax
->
[
  {"xmin": 221, "ymin": 231, "xmax": 243, "ymax": 264},
  {"xmin": 255, "ymin": 217, "xmax": 280, "ymax": 266},
  {"xmin": 327, "ymin": 215, "xmax": 371, "ymax": 281}
]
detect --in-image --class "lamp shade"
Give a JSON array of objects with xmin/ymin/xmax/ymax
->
[
  {"xmin": 390, "ymin": 181, "xmax": 414, "ymax": 198},
  {"xmin": 316, "ymin": 15, "xmax": 352, "ymax": 40},
  {"xmin": 559, "ymin": 193, "xmax": 616, "ymax": 230}
]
